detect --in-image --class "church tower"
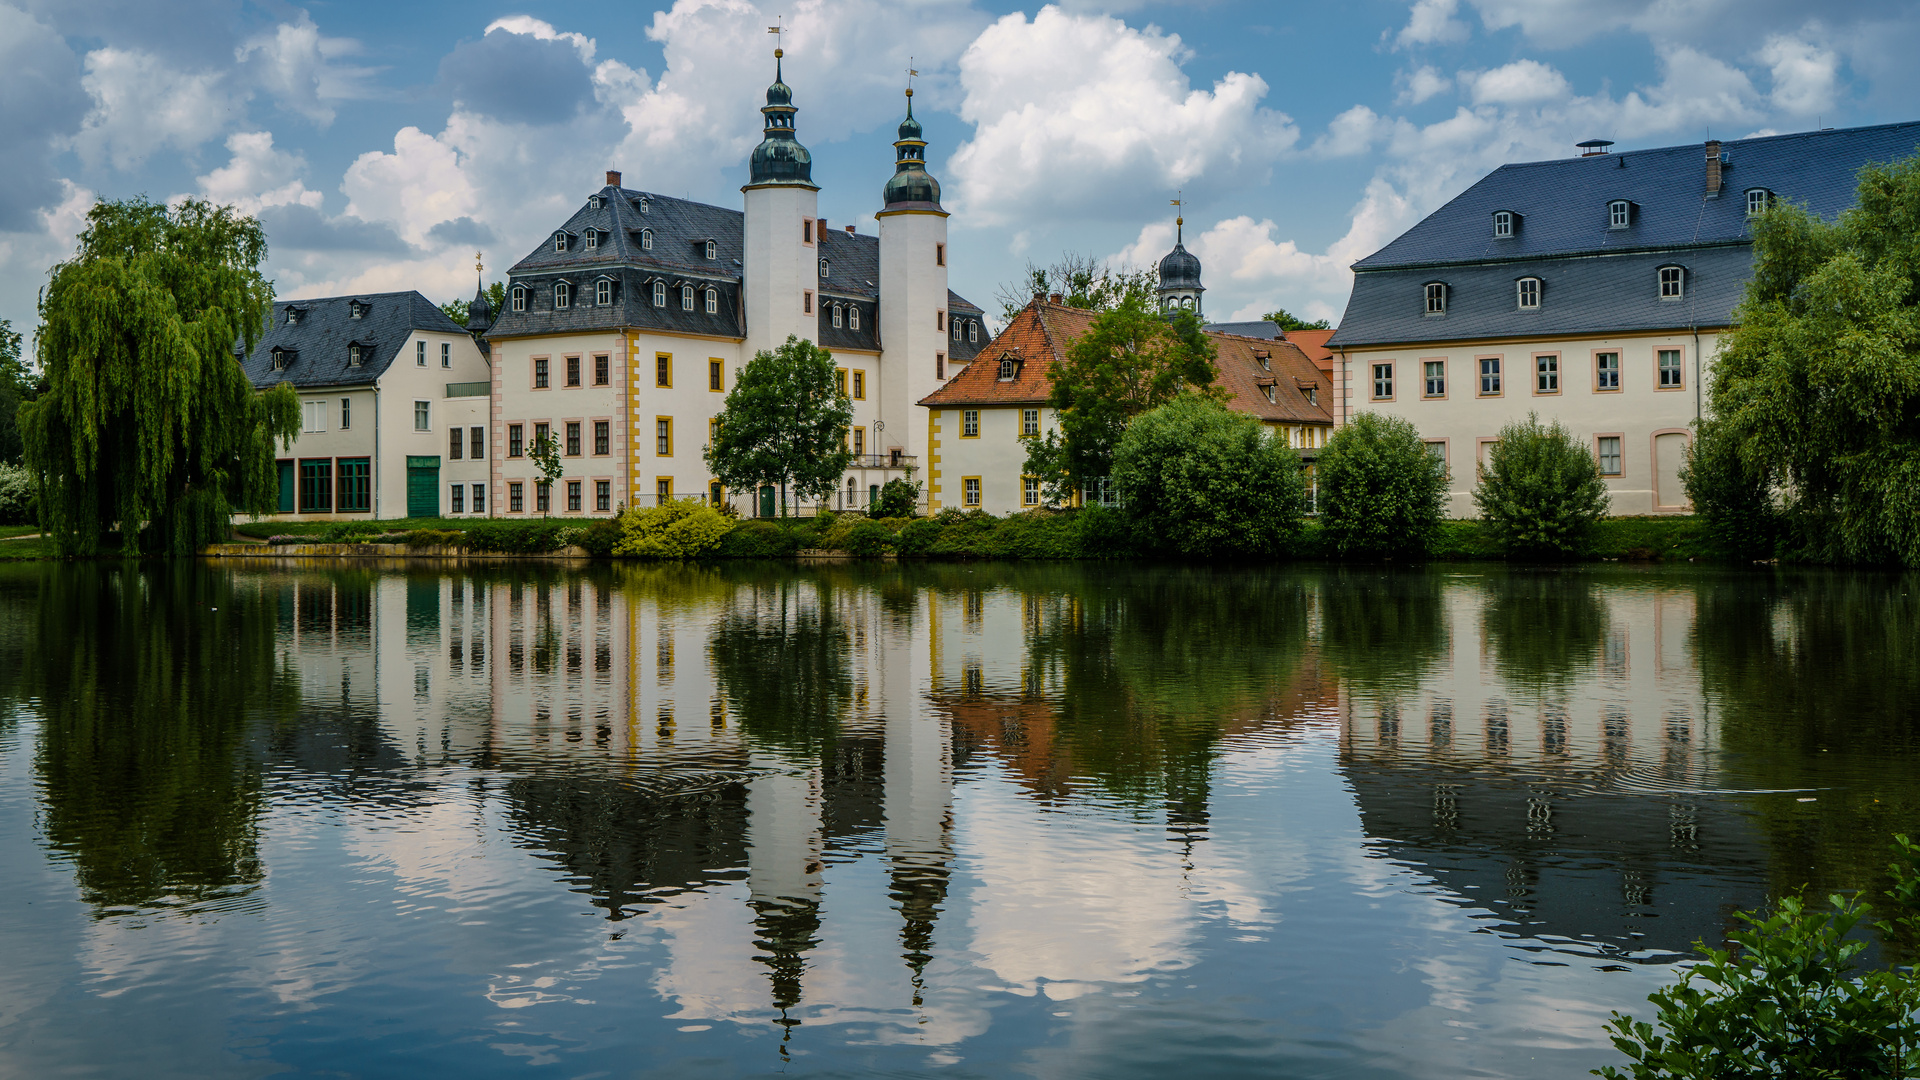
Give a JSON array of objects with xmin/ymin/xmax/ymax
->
[
  {"xmin": 876, "ymin": 88, "xmax": 949, "ymax": 466},
  {"xmin": 1156, "ymin": 204, "xmax": 1204, "ymax": 316},
  {"xmin": 742, "ymin": 48, "xmax": 820, "ymax": 354}
]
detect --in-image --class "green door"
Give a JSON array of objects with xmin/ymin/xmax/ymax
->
[
  {"xmin": 406, "ymin": 456, "xmax": 440, "ymax": 519},
  {"xmin": 759, "ymin": 485, "xmax": 775, "ymax": 518},
  {"xmin": 276, "ymin": 461, "xmax": 295, "ymax": 513}
]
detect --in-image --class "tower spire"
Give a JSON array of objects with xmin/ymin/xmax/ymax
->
[
  {"xmin": 746, "ymin": 23, "xmax": 815, "ymax": 189},
  {"xmin": 881, "ymin": 74, "xmax": 940, "ymax": 210}
]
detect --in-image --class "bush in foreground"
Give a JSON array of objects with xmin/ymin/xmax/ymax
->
[
  {"xmin": 614, "ymin": 499, "xmax": 732, "ymax": 559},
  {"xmin": 1112, "ymin": 395, "xmax": 1307, "ymax": 558},
  {"xmin": 0, "ymin": 462, "xmax": 37, "ymax": 526},
  {"xmin": 868, "ymin": 478, "xmax": 920, "ymax": 519},
  {"xmin": 1681, "ymin": 418, "xmax": 1781, "ymax": 561},
  {"xmin": 1315, "ymin": 413, "xmax": 1448, "ymax": 559},
  {"xmin": 1474, "ymin": 414, "xmax": 1610, "ymax": 559}
]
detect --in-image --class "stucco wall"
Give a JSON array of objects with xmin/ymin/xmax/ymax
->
[{"xmin": 927, "ymin": 404, "xmax": 1058, "ymax": 515}]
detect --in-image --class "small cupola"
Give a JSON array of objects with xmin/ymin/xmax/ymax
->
[{"xmin": 881, "ymin": 88, "xmax": 942, "ymax": 210}]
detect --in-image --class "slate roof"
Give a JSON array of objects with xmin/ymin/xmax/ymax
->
[
  {"xmin": 1330, "ymin": 121, "xmax": 1920, "ymax": 349},
  {"xmin": 241, "ymin": 292, "xmax": 464, "ymax": 390},
  {"xmin": 921, "ymin": 298, "xmax": 1334, "ymax": 427}
]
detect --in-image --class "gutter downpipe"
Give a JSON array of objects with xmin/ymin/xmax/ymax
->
[{"xmin": 372, "ymin": 387, "xmax": 381, "ymax": 518}]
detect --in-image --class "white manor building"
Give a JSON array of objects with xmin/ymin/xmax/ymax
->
[{"xmin": 475, "ymin": 55, "xmax": 986, "ymax": 519}]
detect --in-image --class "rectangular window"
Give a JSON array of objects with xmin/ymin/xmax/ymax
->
[
  {"xmin": 1423, "ymin": 360, "xmax": 1446, "ymax": 398},
  {"xmin": 1596, "ymin": 351, "xmax": 1621, "ymax": 391},
  {"xmin": 803, "ymin": 219, "xmax": 813, "ymax": 244},
  {"xmin": 936, "ymin": 310, "xmax": 945, "ymax": 331},
  {"xmin": 298, "ymin": 459, "xmax": 332, "ymax": 513},
  {"xmin": 451, "ymin": 484, "xmax": 465, "ymax": 514},
  {"xmin": 803, "ymin": 291, "xmax": 814, "ymax": 315},
  {"xmin": 962, "ymin": 410, "xmax": 980, "ymax": 438},
  {"xmin": 1478, "ymin": 357, "xmax": 1501, "ymax": 396},
  {"xmin": 935, "ymin": 243, "xmax": 946, "ymax": 267},
  {"xmin": 963, "ymin": 477, "xmax": 981, "ymax": 506},
  {"xmin": 534, "ymin": 357, "xmax": 549, "ymax": 389},
  {"xmin": 594, "ymin": 355, "xmax": 609, "ymax": 385},
  {"xmin": 340, "ymin": 398, "xmax": 351, "ymax": 430},
  {"xmin": 709, "ymin": 359, "xmax": 723, "ymax": 391},
  {"xmin": 472, "ymin": 483, "xmax": 485, "ymax": 513},
  {"xmin": 302, "ymin": 400, "xmax": 327, "ymax": 433},
  {"xmin": 1517, "ymin": 277, "xmax": 1540, "ymax": 309},
  {"xmin": 441, "ymin": 342, "xmax": 451, "ymax": 369},
  {"xmin": 853, "ymin": 427, "xmax": 865, "ymax": 456},
  {"xmin": 1424, "ymin": 283, "xmax": 1446, "ymax": 314},
  {"xmin": 534, "ymin": 423, "xmax": 549, "ymax": 453},
  {"xmin": 593, "ymin": 420, "xmax": 609, "ymax": 455},
  {"xmin": 656, "ymin": 478, "xmax": 672, "ymax": 503},
  {"xmin": 835, "ymin": 368, "xmax": 848, "ymax": 397},
  {"xmin": 850, "ymin": 306, "xmax": 860, "ymax": 330},
  {"xmin": 567, "ymin": 480, "xmax": 582, "ymax": 512},
  {"xmin": 1536, "ymin": 354, "xmax": 1559, "ymax": 393},
  {"xmin": 470, "ymin": 426, "xmax": 484, "ymax": 460},
  {"xmin": 508, "ymin": 424, "xmax": 524, "ymax": 457},
  {"xmin": 414, "ymin": 400, "xmax": 430, "ymax": 430},
  {"xmin": 656, "ymin": 417, "xmax": 672, "ymax": 456},
  {"xmin": 1371, "ymin": 363, "xmax": 1393, "ymax": 400},
  {"xmin": 449, "ymin": 428, "xmax": 464, "ymax": 460},
  {"xmin": 596, "ymin": 481, "xmax": 611, "ymax": 512},
  {"xmin": 1021, "ymin": 408, "xmax": 1040, "ymax": 437},
  {"xmin": 565, "ymin": 421, "xmax": 581, "ymax": 456},
  {"xmin": 709, "ymin": 417, "xmax": 720, "ymax": 449},
  {"xmin": 1023, "ymin": 475, "xmax": 1039, "ymax": 506},
  {"xmin": 416, "ymin": 341, "xmax": 426, "ymax": 367},
  {"xmin": 337, "ymin": 458, "xmax": 370, "ymax": 513},
  {"xmin": 852, "ymin": 370, "xmax": 864, "ymax": 400},
  {"xmin": 536, "ymin": 481, "xmax": 550, "ymax": 513},
  {"xmin": 566, "ymin": 356, "xmax": 581, "ymax": 387},
  {"xmin": 1658, "ymin": 348, "xmax": 1683, "ymax": 389},
  {"xmin": 509, "ymin": 482, "xmax": 523, "ymax": 513},
  {"xmin": 1597, "ymin": 436, "xmax": 1623, "ymax": 476},
  {"xmin": 1424, "ymin": 441, "xmax": 1447, "ymax": 468},
  {"xmin": 936, "ymin": 352, "xmax": 946, "ymax": 379},
  {"xmin": 656, "ymin": 354, "xmax": 671, "ymax": 388},
  {"xmin": 1610, "ymin": 201, "xmax": 1631, "ymax": 229},
  {"xmin": 595, "ymin": 279, "xmax": 611, "ymax": 306}
]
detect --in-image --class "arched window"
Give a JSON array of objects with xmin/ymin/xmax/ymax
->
[
  {"xmin": 554, "ymin": 282, "xmax": 571, "ymax": 309},
  {"xmin": 584, "ymin": 229, "xmax": 598, "ymax": 250},
  {"xmin": 640, "ymin": 228, "xmax": 653, "ymax": 250},
  {"xmin": 1516, "ymin": 276, "xmax": 1541, "ymax": 309},
  {"xmin": 681, "ymin": 284, "xmax": 694, "ymax": 311},
  {"xmin": 848, "ymin": 306, "xmax": 859, "ymax": 330},
  {"xmin": 1659, "ymin": 265, "xmax": 1685, "ymax": 299},
  {"xmin": 705, "ymin": 288, "xmax": 718, "ymax": 314},
  {"xmin": 553, "ymin": 231, "xmax": 568, "ymax": 252},
  {"xmin": 704, "ymin": 240, "xmax": 717, "ymax": 260},
  {"xmin": 511, "ymin": 287, "xmax": 527, "ymax": 313},
  {"xmin": 832, "ymin": 305, "xmax": 843, "ymax": 328},
  {"xmin": 969, "ymin": 321, "xmax": 978, "ymax": 343},
  {"xmin": 349, "ymin": 343, "xmax": 362, "ymax": 366},
  {"xmin": 1492, "ymin": 210, "xmax": 1515, "ymax": 238},
  {"xmin": 819, "ymin": 258, "xmax": 829, "ymax": 278},
  {"xmin": 595, "ymin": 279, "xmax": 612, "ymax": 306},
  {"xmin": 652, "ymin": 282, "xmax": 666, "ymax": 307},
  {"xmin": 998, "ymin": 359, "xmax": 1016, "ymax": 381}
]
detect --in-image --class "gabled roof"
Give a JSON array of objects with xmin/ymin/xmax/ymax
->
[
  {"xmin": 920, "ymin": 298, "xmax": 1334, "ymax": 427},
  {"xmin": 1354, "ymin": 121, "xmax": 1920, "ymax": 271},
  {"xmin": 240, "ymin": 292, "xmax": 463, "ymax": 390}
]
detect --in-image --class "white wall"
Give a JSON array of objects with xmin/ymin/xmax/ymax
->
[
  {"xmin": 742, "ymin": 184, "xmax": 820, "ymax": 357},
  {"xmin": 927, "ymin": 404, "xmax": 1058, "ymax": 515},
  {"xmin": 877, "ymin": 208, "xmax": 950, "ymax": 465}
]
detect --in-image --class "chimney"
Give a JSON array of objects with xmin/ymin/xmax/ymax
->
[
  {"xmin": 1049, "ymin": 292, "xmax": 1063, "ymax": 304},
  {"xmin": 1704, "ymin": 141, "xmax": 1722, "ymax": 197},
  {"xmin": 844, "ymin": 224, "xmax": 855, "ymax": 235},
  {"xmin": 605, "ymin": 169, "xmax": 622, "ymax": 187},
  {"xmin": 818, "ymin": 217, "xmax": 827, "ymax": 234}
]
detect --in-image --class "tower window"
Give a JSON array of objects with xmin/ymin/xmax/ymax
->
[
  {"xmin": 681, "ymin": 285, "xmax": 694, "ymax": 311},
  {"xmin": 1608, "ymin": 200, "xmax": 1632, "ymax": 229},
  {"xmin": 652, "ymin": 282, "xmax": 666, "ymax": 306},
  {"xmin": 935, "ymin": 243, "xmax": 945, "ymax": 267},
  {"xmin": 705, "ymin": 288, "xmax": 718, "ymax": 314},
  {"xmin": 1424, "ymin": 282, "xmax": 1447, "ymax": 315},
  {"xmin": 1516, "ymin": 276, "xmax": 1541, "ymax": 309},
  {"xmin": 1659, "ymin": 266, "xmax": 1684, "ymax": 298},
  {"xmin": 640, "ymin": 228, "xmax": 653, "ymax": 250}
]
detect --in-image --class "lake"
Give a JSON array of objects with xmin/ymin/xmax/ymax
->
[{"xmin": 1, "ymin": 560, "xmax": 1916, "ymax": 1078}]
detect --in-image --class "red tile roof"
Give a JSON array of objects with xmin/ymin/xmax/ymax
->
[
  {"xmin": 920, "ymin": 298, "xmax": 1334, "ymax": 428},
  {"xmin": 1284, "ymin": 328, "xmax": 1336, "ymax": 373}
]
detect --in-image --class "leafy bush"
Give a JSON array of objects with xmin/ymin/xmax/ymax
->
[
  {"xmin": 575, "ymin": 517, "xmax": 623, "ymax": 557},
  {"xmin": 869, "ymin": 477, "xmax": 921, "ymax": 519},
  {"xmin": 613, "ymin": 498, "xmax": 732, "ymax": 559},
  {"xmin": 894, "ymin": 517, "xmax": 940, "ymax": 556},
  {"xmin": 1681, "ymin": 418, "xmax": 1780, "ymax": 560},
  {"xmin": 317, "ymin": 520, "xmax": 386, "ymax": 543},
  {"xmin": 1473, "ymin": 414, "xmax": 1610, "ymax": 559},
  {"xmin": 841, "ymin": 519, "xmax": 894, "ymax": 557},
  {"xmin": 1316, "ymin": 413, "xmax": 1448, "ymax": 559},
  {"xmin": 462, "ymin": 520, "xmax": 570, "ymax": 554},
  {"xmin": 0, "ymin": 462, "xmax": 37, "ymax": 526},
  {"xmin": 405, "ymin": 529, "xmax": 462, "ymax": 548},
  {"xmin": 1111, "ymin": 395, "xmax": 1307, "ymax": 558},
  {"xmin": 1069, "ymin": 503, "xmax": 1136, "ymax": 558}
]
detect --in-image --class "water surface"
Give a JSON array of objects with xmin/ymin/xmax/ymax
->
[{"xmin": 1, "ymin": 560, "xmax": 1917, "ymax": 1078}]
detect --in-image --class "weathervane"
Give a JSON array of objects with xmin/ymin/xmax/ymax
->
[
  {"xmin": 767, "ymin": 17, "xmax": 783, "ymax": 57},
  {"xmin": 1171, "ymin": 191, "xmax": 1184, "ymax": 244},
  {"xmin": 906, "ymin": 57, "xmax": 918, "ymax": 98},
  {"xmin": 475, "ymin": 251, "xmax": 484, "ymax": 275}
]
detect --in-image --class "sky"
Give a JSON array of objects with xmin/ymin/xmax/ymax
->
[{"xmin": 1, "ymin": 0, "xmax": 1916, "ymax": 342}]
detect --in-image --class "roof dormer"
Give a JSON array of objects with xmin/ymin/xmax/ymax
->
[
  {"xmin": 1607, "ymin": 200, "xmax": 1637, "ymax": 230},
  {"xmin": 348, "ymin": 299, "xmax": 370, "ymax": 320},
  {"xmin": 1492, "ymin": 210, "xmax": 1521, "ymax": 238}
]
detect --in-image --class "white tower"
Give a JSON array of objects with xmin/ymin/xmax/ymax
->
[
  {"xmin": 742, "ymin": 48, "xmax": 820, "ymax": 355},
  {"xmin": 876, "ymin": 88, "xmax": 949, "ymax": 466}
]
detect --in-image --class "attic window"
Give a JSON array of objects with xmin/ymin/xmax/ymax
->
[
  {"xmin": 1492, "ymin": 210, "xmax": 1516, "ymax": 238},
  {"xmin": 595, "ymin": 279, "xmax": 612, "ymax": 305},
  {"xmin": 848, "ymin": 306, "xmax": 859, "ymax": 330},
  {"xmin": 1262, "ymin": 384, "xmax": 1275, "ymax": 403},
  {"xmin": 348, "ymin": 343, "xmax": 362, "ymax": 366},
  {"xmin": 511, "ymin": 286, "xmax": 527, "ymax": 312},
  {"xmin": 998, "ymin": 358, "xmax": 1016, "ymax": 381},
  {"xmin": 640, "ymin": 228, "xmax": 653, "ymax": 251},
  {"xmin": 1608, "ymin": 200, "xmax": 1633, "ymax": 229},
  {"xmin": 590, "ymin": 194, "xmax": 603, "ymax": 209},
  {"xmin": 819, "ymin": 257, "xmax": 829, "ymax": 278},
  {"xmin": 349, "ymin": 301, "xmax": 366, "ymax": 320},
  {"xmin": 638, "ymin": 197, "xmax": 650, "ymax": 214},
  {"xmin": 1303, "ymin": 385, "xmax": 1317, "ymax": 406},
  {"xmin": 585, "ymin": 229, "xmax": 599, "ymax": 250},
  {"xmin": 652, "ymin": 281, "xmax": 666, "ymax": 306},
  {"xmin": 1254, "ymin": 350, "xmax": 1271, "ymax": 371},
  {"xmin": 705, "ymin": 288, "xmax": 718, "ymax": 314},
  {"xmin": 968, "ymin": 321, "xmax": 978, "ymax": 343},
  {"xmin": 681, "ymin": 284, "xmax": 694, "ymax": 311},
  {"xmin": 554, "ymin": 282, "xmax": 571, "ymax": 309},
  {"xmin": 832, "ymin": 304, "xmax": 843, "ymax": 328},
  {"xmin": 704, "ymin": 240, "xmax": 717, "ymax": 260},
  {"xmin": 1746, "ymin": 188, "xmax": 1772, "ymax": 216},
  {"xmin": 270, "ymin": 347, "xmax": 291, "ymax": 370},
  {"xmin": 553, "ymin": 231, "xmax": 568, "ymax": 252},
  {"xmin": 285, "ymin": 308, "xmax": 302, "ymax": 326},
  {"xmin": 1659, "ymin": 265, "xmax": 1685, "ymax": 299},
  {"xmin": 1517, "ymin": 276, "xmax": 1541, "ymax": 309},
  {"xmin": 1424, "ymin": 282, "xmax": 1448, "ymax": 315}
]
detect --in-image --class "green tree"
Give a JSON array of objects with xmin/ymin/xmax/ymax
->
[
  {"xmin": 1692, "ymin": 153, "xmax": 1920, "ymax": 565},
  {"xmin": 1681, "ymin": 416, "xmax": 1782, "ymax": 560},
  {"xmin": 441, "ymin": 281, "xmax": 506, "ymax": 327},
  {"xmin": 528, "ymin": 431, "xmax": 563, "ymax": 516},
  {"xmin": 0, "ymin": 319, "xmax": 33, "ymax": 463},
  {"xmin": 1473, "ymin": 413, "xmax": 1610, "ymax": 559},
  {"xmin": 994, "ymin": 253, "xmax": 1156, "ymax": 322},
  {"xmin": 1262, "ymin": 309, "xmax": 1331, "ymax": 332},
  {"xmin": 1026, "ymin": 295, "xmax": 1222, "ymax": 500},
  {"xmin": 1111, "ymin": 395, "xmax": 1307, "ymax": 557},
  {"xmin": 20, "ymin": 197, "xmax": 299, "ymax": 556},
  {"xmin": 868, "ymin": 476, "xmax": 920, "ymax": 519},
  {"xmin": 705, "ymin": 335, "xmax": 854, "ymax": 516},
  {"xmin": 1315, "ymin": 412, "xmax": 1449, "ymax": 558}
]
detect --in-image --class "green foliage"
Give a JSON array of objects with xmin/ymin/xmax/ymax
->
[
  {"xmin": 460, "ymin": 520, "xmax": 571, "ymax": 554},
  {"xmin": 715, "ymin": 518, "xmax": 806, "ymax": 558},
  {"xmin": 21, "ymin": 198, "xmax": 300, "ymax": 556},
  {"xmin": 0, "ymin": 462, "xmax": 36, "ymax": 526},
  {"xmin": 994, "ymin": 252, "xmax": 1157, "ymax": 322},
  {"xmin": 1041, "ymin": 294, "xmax": 1222, "ymax": 494},
  {"xmin": 1069, "ymin": 502, "xmax": 1136, "ymax": 558},
  {"xmin": 1112, "ymin": 395, "xmax": 1306, "ymax": 558},
  {"xmin": 404, "ymin": 529, "xmax": 462, "ymax": 548},
  {"xmin": 868, "ymin": 476, "xmax": 920, "ymax": 518},
  {"xmin": 0, "ymin": 319, "xmax": 32, "ymax": 463},
  {"xmin": 613, "ymin": 498, "xmax": 731, "ymax": 559},
  {"xmin": 840, "ymin": 519, "xmax": 894, "ymax": 557},
  {"xmin": 527, "ymin": 431, "xmax": 563, "ymax": 513},
  {"xmin": 1703, "ymin": 154, "xmax": 1920, "ymax": 565},
  {"xmin": 1316, "ymin": 413, "xmax": 1448, "ymax": 558},
  {"xmin": 1595, "ymin": 891, "xmax": 1920, "ymax": 1080},
  {"xmin": 1474, "ymin": 414, "xmax": 1611, "ymax": 559},
  {"xmin": 440, "ymin": 282, "xmax": 505, "ymax": 327},
  {"xmin": 1682, "ymin": 417, "xmax": 1782, "ymax": 560},
  {"xmin": 1262, "ymin": 309, "xmax": 1332, "ymax": 332},
  {"xmin": 705, "ymin": 335, "xmax": 855, "ymax": 514}
]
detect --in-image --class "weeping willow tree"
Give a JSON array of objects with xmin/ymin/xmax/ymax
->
[{"xmin": 20, "ymin": 197, "xmax": 298, "ymax": 556}]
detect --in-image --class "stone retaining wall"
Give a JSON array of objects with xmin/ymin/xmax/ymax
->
[{"xmin": 203, "ymin": 543, "xmax": 591, "ymax": 560}]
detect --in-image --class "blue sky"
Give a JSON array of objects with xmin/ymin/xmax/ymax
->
[{"xmin": 2, "ymin": 0, "xmax": 1916, "ymax": 337}]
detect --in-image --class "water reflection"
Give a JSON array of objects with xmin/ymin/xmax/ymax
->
[{"xmin": 2, "ymin": 561, "xmax": 1920, "ymax": 1078}]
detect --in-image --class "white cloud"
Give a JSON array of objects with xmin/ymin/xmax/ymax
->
[
  {"xmin": 948, "ymin": 6, "xmax": 1298, "ymax": 224},
  {"xmin": 485, "ymin": 15, "xmax": 596, "ymax": 63},
  {"xmin": 70, "ymin": 47, "xmax": 243, "ymax": 169},
  {"xmin": 236, "ymin": 12, "xmax": 343, "ymax": 125},
  {"xmin": 1397, "ymin": 65, "xmax": 1452, "ymax": 105},
  {"xmin": 195, "ymin": 131, "xmax": 323, "ymax": 215},
  {"xmin": 1395, "ymin": 0, "xmax": 1470, "ymax": 48},
  {"xmin": 1758, "ymin": 31, "xmax": 1840, "ymax": 115},
  {"xmin": 1463, "ymin": 59, "xmax": 1572, "ymax": 105},
  {"xmin": 342, "ymin": 124, "xmax": 482, "ymax": 249},
  {"xmin": 1309, "ymin": 105, "xmax": 1388, "ymax": 158}
]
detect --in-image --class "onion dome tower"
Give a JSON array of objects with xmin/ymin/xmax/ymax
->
[
  {"xmin": 465, "ymin": 272, "xmax": 493, "ymax": 335},
  {"xmin": 1156, "ymin": 200, "xmax": 1204, "ymax": 316},
  {"xmin": 748, "ymin": 50, "xmax": 815, "ymax": 188},
  {"xmin": 881, "ymin": 90, "xmax": 941, "ymax": 209}
]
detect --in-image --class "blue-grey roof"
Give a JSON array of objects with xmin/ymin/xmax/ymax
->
[
  {"xmin": 241, "ymin": 292, "xmax": 464, "ymax": 390},
  {"xmin": 1205, "ymin": 321, "xmax": 1281, "ymax": 340},
  {"xmin": 1329, "ymin": 121, "xmax": 1920, "ymax": 349},
  {"xmin": 1354, "ymin": 121, "xmax": 1920, "ymax": 271}
]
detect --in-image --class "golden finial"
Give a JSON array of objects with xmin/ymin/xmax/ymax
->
[
  {"xmin": 1171, "ymin": 192, "xmax": 1184, "ymax": 242},
  {"xmin": 475, "ymin": 251, "xmax": 484, "ymax": 275},
  {"xmin": 768, "ymin": 18, "xmax": 783, "ymax": 57}
]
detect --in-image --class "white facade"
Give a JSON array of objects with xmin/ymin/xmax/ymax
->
[
  {"xmin": 926, "ymin": 404, "xmax": 1060, "ymax": 515},
  {"xmin": 877, "ymin": 207, "xmax": 949, "ymax": 465},
  {"xmin": 742, "ymin": 183, "xmax": 821, "ymax": 355}
]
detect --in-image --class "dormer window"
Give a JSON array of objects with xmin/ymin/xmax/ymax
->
[
  {"xmin": 348, "ymin": 300, "xmax": 366, "ymax": 320},
  {"xmin": 998, "ymin": 359, "xmax": 1016, "ymax": 381},
  {"xmin": 639, "ymin": 197, "xmax": 651, "ymax": 214},
  {"xmin": 652, "ymin": 281, "xmax": 666, "ymax": 306},
  {"xmin": 1608, "ymin": 200, "xmax": 1633, "ymax": 229},
  {"xmin": 553, "ymin": 231, "xmax": 568, "ymax": 252},
  {"xmin": 819, "ymin": 257, "xmax": 829, "ymax": 278},
  {"xmin": 1746, "ymin": 188, "xmax": 1772, "ymax": 216},
  {"xmin": 1516, "ymin": 276, "xmax": 1542, "ymax": 310},
  {"xmin": 1262, "ymin": 384, "xmax": 1275, "ymax": 403},
  {"xmin": 704, "ymin": 288, "xmax": 718, "ymax": 314},
  {"xmin": 681, "ymin": 284, "xmax": 694, "ymax": 311},
  {"xmin": 348, "ymin": 343, "xmax": 362, "ymax": 366},
  {"xmin": 584, "ymin": 229, "xmax": 599, "ymax": 250},
  {"xmin": 704, "ymin": 240, "xmax": 717, "ymax": 260},
  {"xmin": 848, "ymin": 306, "xmax": 859, "ymax": 330},
  {"xmin": 968, "ymin": 321, "xmax": 978, "ymax": 343},
  {"xmin": 1254, "ymin": 350, "xmax": 1271, "ymax": 371},
  {"xmin": 640, "ymin": 228, "xmax": 653, "ymax": 251},
  {"xmin": 1304, "ymin": 386, "xmax": 1317, "ymax": 406},
  {"xmin": 511, "ymin": 286, "xmax": 527, "ymax": 312},
  {"xmin": 1659, "ymin": 265, "xmax": 1685, "ymax": 299},
  {"xmin": 1492, "ymin": 210, "xmax": 1517, "ymax": 238},
  {"xmin": 1424, "ymin": 282, "xmax": 1448, "ymax": 315},
  {"xmin": 554, "ymin": 282, "xmax": 571, "ymax": 309},
  {"xmin": 595, "ymin": 279, "xmax": 612, "ymax": 306},
  {"xmin": 270, "ymin": 347, "xmax": 290, "ymax": 370},
  {"xmin": 285, "ymin": 307, "xmax": 302, "ymax": 326},
  {"xmin": 588, "ymin": 194, "xmax": 603, "ymax": 209},
  {"xmin": 832, "ymin": 304, "xmax": 843, "ymax": 328}
]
